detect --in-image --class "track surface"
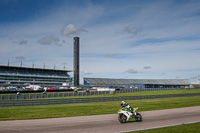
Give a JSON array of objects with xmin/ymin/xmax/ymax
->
[{"xmin": 0, "ymin": 106, "xmax": 200, "ymax": 133}]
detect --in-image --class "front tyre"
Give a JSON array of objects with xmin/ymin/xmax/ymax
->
[
  {"xmin": 135, "ymin": 113, "xmax": 142, "ymax": 122},
  {"xmin": 118, "ymin": 114, "xmax": 127, "ymax": 123}
]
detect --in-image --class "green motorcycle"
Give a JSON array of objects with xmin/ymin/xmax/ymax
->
[{"xmin": 118, "ymin": 107, "xmax": 142, "ymax": 123}]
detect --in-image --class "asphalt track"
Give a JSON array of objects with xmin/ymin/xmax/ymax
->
[{"xmin": 0, "ymin": 106, "xmax": 200, "ymax": 133}]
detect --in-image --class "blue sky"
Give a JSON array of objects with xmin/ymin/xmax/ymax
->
[{"xmin": 0, "ymin": 0, "xmax": 200, "ymax": 83}]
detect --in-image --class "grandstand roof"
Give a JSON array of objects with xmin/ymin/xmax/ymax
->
[
  {"xmin": 84, "ymin": 78, "xmax": 191, "ymax": 86},
  {"xmin": 0, "ymin": 65, "xmax": 72, "ymax": 73}
]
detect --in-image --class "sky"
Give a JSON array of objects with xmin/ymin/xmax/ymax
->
[{"xmin": 0, "ymin": 0, "xmax": 200, "ymax": 84}]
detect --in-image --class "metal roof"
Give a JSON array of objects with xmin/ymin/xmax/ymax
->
[
  {"xmin": 0, "ymin": 65, "xmax": 72, "ymax": 73},
  {"xmin": 84, "ymin": 78, "xmax": 191, "ymax": 86}
]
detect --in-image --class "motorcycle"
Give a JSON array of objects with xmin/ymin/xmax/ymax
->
[{"xmin": 118, "ymin": 107, "xmax": 142, "ymax": 123}]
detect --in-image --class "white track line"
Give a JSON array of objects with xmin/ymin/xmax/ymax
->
[{"xmin": 116, "ymin": 120, "xmax": 200, "ymax": 133}]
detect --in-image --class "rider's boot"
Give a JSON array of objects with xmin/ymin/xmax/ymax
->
[{"xmin": 132, "ymin": 111, "xmax": 137, "ymax": 118}]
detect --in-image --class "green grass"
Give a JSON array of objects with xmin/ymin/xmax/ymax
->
[
  {"xmin": 12, "ymin": 89, "xmax": 200, "ymax": 99},
  {"xmin": 96, "ymin": 89, "xmax": 200, "ymax": 97},
  {"xmin": 35, "ymin": 89, "xmax": 200, "ymax": 100},
  {"xmin": 0, "ymin": 95, "xmax": 200, "ymax": 120},
  {"xmin": 129, "ymin": 122, "xmax": 200, "ymax": 133},
  {"xmin": 1, "ymin": 89, "xmax": 200, "ymax": 98}
]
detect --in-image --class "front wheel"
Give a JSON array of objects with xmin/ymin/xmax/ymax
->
[
  {"xmin": 135, "ymin": 113, "xmax": 142, "ymax": 122},
  {"xmin": 118, "ymin": 114, "xmax": 127, "ymax": 123}
]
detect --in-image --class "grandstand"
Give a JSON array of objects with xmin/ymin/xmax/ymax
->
[
  {"xmin": 0, "ymin": 65, "xmax": 72, "ymax": 87},
  {"xmin": 84, "ymin": 78, "xmax": 191, "ymax": 88}
]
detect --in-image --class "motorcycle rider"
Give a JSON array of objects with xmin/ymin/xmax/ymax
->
[{"xmin": 121, "ymin": 101, "xmax": 136, "ymax": 118}]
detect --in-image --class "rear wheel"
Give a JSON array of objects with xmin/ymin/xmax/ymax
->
[
  {"xmin": 118, "ymin": 114, "xmax": 127, "ymax": 123},
  {"xmin": 135, "ymin": 113, "xmax": 142, "ymax": 122}
]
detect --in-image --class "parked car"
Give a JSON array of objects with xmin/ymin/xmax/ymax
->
[{"xmin": 59, "ymin": 86, "xmax": 70, "ymax": 90}]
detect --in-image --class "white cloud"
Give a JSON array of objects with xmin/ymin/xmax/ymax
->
[
  {"xmin": 124, "ymin": 26, "xmax": 142, "ymax": 35},
  {"xmin": 36, "ymin": 35, "xmax": 62, "ymax": 46},
  {"xmin": 13, "ymin": 40, "xmax": 28, "ymax": 45},
  {"xmin": 82, "ymin": 70, "xmax": 93, "ymax": 75},
  {"xmin": 124, "ymin": 69, "xmax": 138, "ymax": 74},
  {"xmin": 144, "ymin": 66, "xmax": 151, "ymax": 69},
  {"xmin": 15, "ymin": 56, "xmax": 25, "ymax": 60},
  {"xmin": 62, "ymin": 24, "xmax": 86, "ymax": 36},
  {"xmin": 190, "ymin": 76, "xmax": 197, "ymax": 79},
  {"xmin": 104, "ymin": 53, "xmax": 119, "ymax": 58}
]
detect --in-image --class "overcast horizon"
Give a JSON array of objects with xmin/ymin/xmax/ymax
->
[{"xmin": 0, "ymin": 0, "xmax": 200, "ymax": 83}]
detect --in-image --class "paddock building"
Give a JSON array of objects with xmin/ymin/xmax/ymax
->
[{"xmin": 84, "ymin": 78, "xmax": 191, "ymax": 88}]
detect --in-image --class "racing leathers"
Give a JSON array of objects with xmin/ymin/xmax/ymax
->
[{"xmin": 122, "ymin": 102, "xmax": 136, "ymax": 118}]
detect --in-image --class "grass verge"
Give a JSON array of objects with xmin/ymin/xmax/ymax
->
[
  {"xmin": 1, "ymin": 89, "xmax": 200, "ymax": 99},
  {"xmin": 72, "ymin": 89, "xmax": 200, "ymax": 98},
  {"xmin": 128, "ymin": 122, "xmax": 200, "ymax": 133},
  {"xmin": 12, "ymin": 89, "xmax": 200, "ymax": 99},
  {"xmin": 0, "ymin": 95, "xmax": 200, "ymax": 120}
]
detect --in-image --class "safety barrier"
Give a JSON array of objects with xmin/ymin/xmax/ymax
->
[
  {"xmin": 0, "ymin": 87, "xmax": 199, "ymax": 101},
  {"xmin": 0, "ymin": 92, "xmax": 200, "ymax": 107}
]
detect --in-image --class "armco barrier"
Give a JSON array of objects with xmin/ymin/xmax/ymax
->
[
  {"xmin": 0, "ymin": 93, "xmax": 200, "ymax": 107},
  {"xmin": 1, "ymin": 87, "xmax": 199, "ymax": 101}
]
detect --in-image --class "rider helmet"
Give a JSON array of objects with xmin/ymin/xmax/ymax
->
[{"xmin": 121, "ymin": 101, "xmax": 126, "ymax": 107}]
